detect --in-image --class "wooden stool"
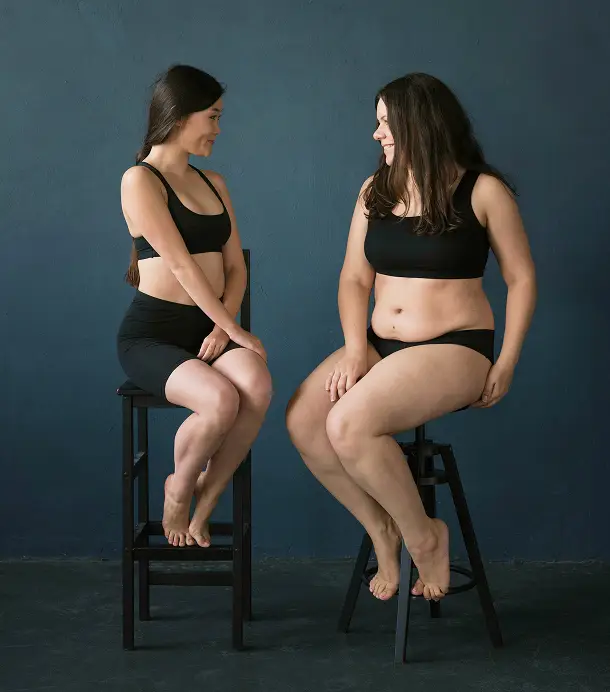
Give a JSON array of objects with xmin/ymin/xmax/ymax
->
[{"xmin": 338, "ymin": 423, "xmax": 503, "ymax": 662}]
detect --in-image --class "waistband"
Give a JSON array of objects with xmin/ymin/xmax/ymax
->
[{"xmin": 132, "ymin": 290, "xmax": 200, "ymax": 312}]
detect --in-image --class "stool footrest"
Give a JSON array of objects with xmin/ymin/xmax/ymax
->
[
  {"xmin": 133, "ymin": 545, "xmax": 234, "ymax": 561},
  {"xmin": 149, "ymin": 570, "xmax": 233, "ymax": 587},
  {"xmin": 136, "ymin": 520, "xmax": 235, "ymax": 540}
]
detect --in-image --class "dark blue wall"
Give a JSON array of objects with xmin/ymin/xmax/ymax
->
[{"xmin": 2, "ymin": 0, "xmax": 609, "ymax": 560}]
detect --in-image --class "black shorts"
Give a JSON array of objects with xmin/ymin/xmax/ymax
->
[{"xmin": 117, "ymin": 291, "xmax": 242, "ymax": 397}]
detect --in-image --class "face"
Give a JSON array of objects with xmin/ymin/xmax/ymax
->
[
  {"xmin": 179, "ymin": 97, "xmax": 223, "ymax": 157},
  {"xmin": 373, "ymin": 98, "xmax": 394, "ymax": 166}
]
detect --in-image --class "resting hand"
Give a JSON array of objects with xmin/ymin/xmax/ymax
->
[
  {"xmin": 198, "ymin": 325, "xmax": 231, "ymax": 362},
  {"xmin": 471, "ymin": 361, "xmax": 514, "ymax": 408},
  {"xmin": 325, "ymin": 352, "xmax": 369, "ymax": 403}
]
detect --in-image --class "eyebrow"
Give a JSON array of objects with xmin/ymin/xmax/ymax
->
[{"xmin": 210, "ymin": 107, "xmax": 223, "ymax": 113}]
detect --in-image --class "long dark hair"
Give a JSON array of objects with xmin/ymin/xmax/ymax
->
[
  {"xmin": 125, "ymin": 65, "xmax": 225, "ymax": 287},
  {"xmin": 362, "ymin": 73, "xmax": 515, "ymax": 234}
]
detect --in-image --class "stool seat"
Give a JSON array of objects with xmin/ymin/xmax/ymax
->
[{"xmin": 117, "ymin": 380, "xmax": 147, "ymax": 396}]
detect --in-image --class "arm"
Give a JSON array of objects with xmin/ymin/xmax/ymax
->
[
  {"xmin": 205, "ymin": 171, "xmax": 247, "ymax": 320},
  {"xmin": 338, "ymin": 177, "xmax": 376, "ymax": 356},
  {"xmin": 479, "ymin": 174, "xmax": 537, "ymax": 369},
  {"xmin": 120, "ymin": 166, "xmax": 240, "ymax": 337},
  {"xmin": 326, "ymin": 179, "xmax": 376, "ymax": 401}
]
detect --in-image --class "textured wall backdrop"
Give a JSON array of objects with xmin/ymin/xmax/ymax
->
[{"xmin": 1, "ymin": 0, "xmax": 609, "ymax": 560}]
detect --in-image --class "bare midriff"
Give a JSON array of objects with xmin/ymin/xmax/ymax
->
[
  {"xmin": 370, "ymin": 274, "xmax": 494, "ymax": 342},
  {"xmin": 136, "ymin": 252, "xmax": 225, "ymax": 305}
]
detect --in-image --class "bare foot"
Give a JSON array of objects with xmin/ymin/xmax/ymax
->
[
  {"xmin": 369, "ymin": 519, "xmax": 402, "ymax": 601},
  {"xmin": 188, "ymin": 473, "xmax": 214, "ymax": 548},
  {"xmin": 162, "ymin": 475, "xmax": 192, "ymax": 547},
  {"xmin": 411, "ymin": 578, "xmax": 425, "ymax": 596},
  {"xmin": 410, "ymin": 518, "xmax": 450, "ymax": 601}
]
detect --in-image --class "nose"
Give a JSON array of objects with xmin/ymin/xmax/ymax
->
[{"xmin": 373, "ymin": 125, "xmax": 384, "ymax": 141}]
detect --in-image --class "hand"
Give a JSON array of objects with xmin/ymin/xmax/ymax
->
[
  {"xmin": 325, "ymin": 352, "xmax": 369, "ymax": 403},
  {"xmin": 198, "ymin": 325, "xmax": 231, "ymax": 362},
  {"xmin": 471, "ymin": 360, "xmax": 515, "ymax": 408},
  {"xmin": 229, "ymin": 327, "xmax": 267, "ymax": 363}
]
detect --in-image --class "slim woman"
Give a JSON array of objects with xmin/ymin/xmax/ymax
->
[
  {"xmin": 117, "ymin": 65, "xmax": 272, "ymax": 548},
  {"xmin": 286, "ymin": 73, "xmax": 536, "ymax": 601}
]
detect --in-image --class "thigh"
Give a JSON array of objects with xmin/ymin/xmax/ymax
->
[
  {"xmin": 287, "ymin": 344, "xmax": 382, "ymax": 426},
  {"xmin": 337, "ymin": 343, "xmax": 492, "ymax": 435}
]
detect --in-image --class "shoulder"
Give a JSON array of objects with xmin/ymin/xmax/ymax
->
[
  {"xmin": 357, "ymin": 175, "xmax": 374, "ymax": 208},
  {"xmin": 120, "ymin": 165, "xmax": 167, "ymax": 211},
  {"xmin": 121, "ymin": 165, "xmax": 163, "ymax": 193},
  {"xmin": 472, "ymin": 172, "xmax": 515, "ymax": 204},
  {"xmin": 359, "ymin": 175, "xmax": 374, "ymax": 194}
]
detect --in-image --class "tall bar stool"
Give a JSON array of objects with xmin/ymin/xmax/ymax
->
[
  {"xmin": 338, "ymin": 423, "xmax": 503, "ymax": 663},
  {"xmin": 117, "ymin": 249, "xmax": 253, "ymax": 651}
]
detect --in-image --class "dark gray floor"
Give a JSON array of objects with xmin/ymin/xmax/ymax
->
[{"xmin": 1, "ymin": 559, "xmax": 608, "ymax": 691}]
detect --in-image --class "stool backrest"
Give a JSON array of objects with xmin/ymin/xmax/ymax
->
[{"xmin": 241, "ymin": 249, "xmax": 250, "ymax": 332}]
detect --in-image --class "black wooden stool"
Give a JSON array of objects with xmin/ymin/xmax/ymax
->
[
  {"xmin": 118, "ymin": 250, "xmax": 252, "ymax": 651},
  {"xmin": 338, "ymin": 423, "xmax": 503, "ymax": 663}
]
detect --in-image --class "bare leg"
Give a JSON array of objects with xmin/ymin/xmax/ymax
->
[
  {"xmin": 189, "ymin": 349, "xmax": 272, "ymax": 547},
  {"xmin": 286, "ymin": 345, "xmax": 403, "ymax": 600},
  {"xmin": 326, "ymin": 344, "xmax": 491, "ymax": 601},
  {"xmin": 161, "ymin": 359, "xmax": 240, "ymax": 547}
]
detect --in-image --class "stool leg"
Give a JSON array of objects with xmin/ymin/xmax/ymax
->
[
  {"xmin": 420, "ymin": 473, "xmax": 441, "ymax": 620},
  {"xmin": 122, "ymin": 396, "xmax": 135, "ymax": 650},
  {"xmin": 439, "ymin": 445, "xmax": 503, "ymax": 647},
  {"xmin": 243, "ymin": 452, "xmax": 253, "ymax": 621},
  {"xmin": 337, "ymin": 533, "xmax": 373, "ymax": 633},
  {"xmin": 137, "ymin": 407, "xmax": 150, "ymax": 621},
  {"xmin": 409, "ymin": 437, "xmax": 442, "ymax": 620},
  {"xmin": 232, "ymin": 465, "xmax": 245, "ymax": 649},
  {"xmin": 394, "ymin": 544, "xmax": 416, "ymax": 663}
]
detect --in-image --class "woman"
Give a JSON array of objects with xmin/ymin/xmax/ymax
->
[
  {"xmin": 117, "ymin": 65, "xmax": 272, "ymax": 549},
  {"xmin": 286, "ymin": 73, "xmax": 536, "ymax": 602}
]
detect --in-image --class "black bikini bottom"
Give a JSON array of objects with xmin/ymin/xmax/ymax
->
[{"xmin": 366, "ymin": 326, "xmax": 494, "ymax": 411}]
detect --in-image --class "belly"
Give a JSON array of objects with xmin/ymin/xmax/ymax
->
[
  {"xmin": 370, "ymin": 274, "xmax": 494, "ymax": 342},
  {"xmin": 136, "ymin": 252, "xmax": 226, "ymax": 304}
]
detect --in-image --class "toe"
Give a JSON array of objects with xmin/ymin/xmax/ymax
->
[
  {"xmin": 185, "ymin": 534, "xmax": 196, "ymax": 547},
  {"xmin": 191, "ymin": 533, "xmax": 205, "ymax": 548},
  {"xmin": 178, "ymin": 533, "xmax": 186, "ymax": 548}
]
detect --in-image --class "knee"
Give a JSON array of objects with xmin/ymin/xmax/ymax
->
[
  {"xmin": 240, "ymin": 365, "xmax": 273, "ymax": 414},
  {"xmin": 325, "ymin": 403, "xmax": 367, "ymax": 462},
  {"xmin": 203, "ymin": 379, "xmax": 240, "ymax": 432},
  {"xmin": 285, "ymin": 390, "xmax": 320, "ymax": 452}
]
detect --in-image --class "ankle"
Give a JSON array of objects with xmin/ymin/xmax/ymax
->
[
  {"xmin": 406, "ymin": 520, "xmax": 439, "ymax": 558},
  {"xmin": 168, "ymin": 472, "xmax": 196, "ymax": 503}
]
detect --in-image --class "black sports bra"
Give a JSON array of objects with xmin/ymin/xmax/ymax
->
[
  {"xmin": 134, "ymin": 162, "xmax": 231, "ymax": 260},
  {"xmin": 364, "ymin": 170, "xmax": 489, "ymax": 279}
]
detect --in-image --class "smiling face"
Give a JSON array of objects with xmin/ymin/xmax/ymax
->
[
  {"xmin": 373, "ymin": 98, "xmax": 395, "ymax": 166},
  {"xmin": 178, "ymin": 97, "xmax": 223, "ymax": 157}
]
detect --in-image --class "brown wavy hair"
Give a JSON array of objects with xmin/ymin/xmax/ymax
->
[
  {"xmin": 362, "ymin": 73, "xmax": 515, "ymax": 234},
  {"xmin": 125, "ymin": 65, "xmax": 225, "ymax": 287}
]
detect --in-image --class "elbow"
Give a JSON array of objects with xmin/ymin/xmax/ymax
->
[
  {"xmin": 339, "ymin": 271, "xmax": 373, "ymax": 294},
  {"xmin": 168, "ymin": 255, "xmax": 196, "ymax": 279},
  {"xmin": 506, "ymin": 270, "xmax": 537, "ymax": 298}
]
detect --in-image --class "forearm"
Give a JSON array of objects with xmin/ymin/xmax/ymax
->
[
  {"xmin": 498, "ymin": 277, "xmax": 537, "ymax": 367},
  {"xmin": 172, "ymin": 259, "xmax": 239, "ymax": 336},
  {"xmin": 338, "ymin": 276, "xmax": 372, "ymax": 355},
  {"xmin": 220, "ymin": 265, "xmax": 247, "ymax": 320}
]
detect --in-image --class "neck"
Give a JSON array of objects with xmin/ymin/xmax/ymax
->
[{"xmin": 146, "ymin": 142, "xmax": 190, "ymax": 174}]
